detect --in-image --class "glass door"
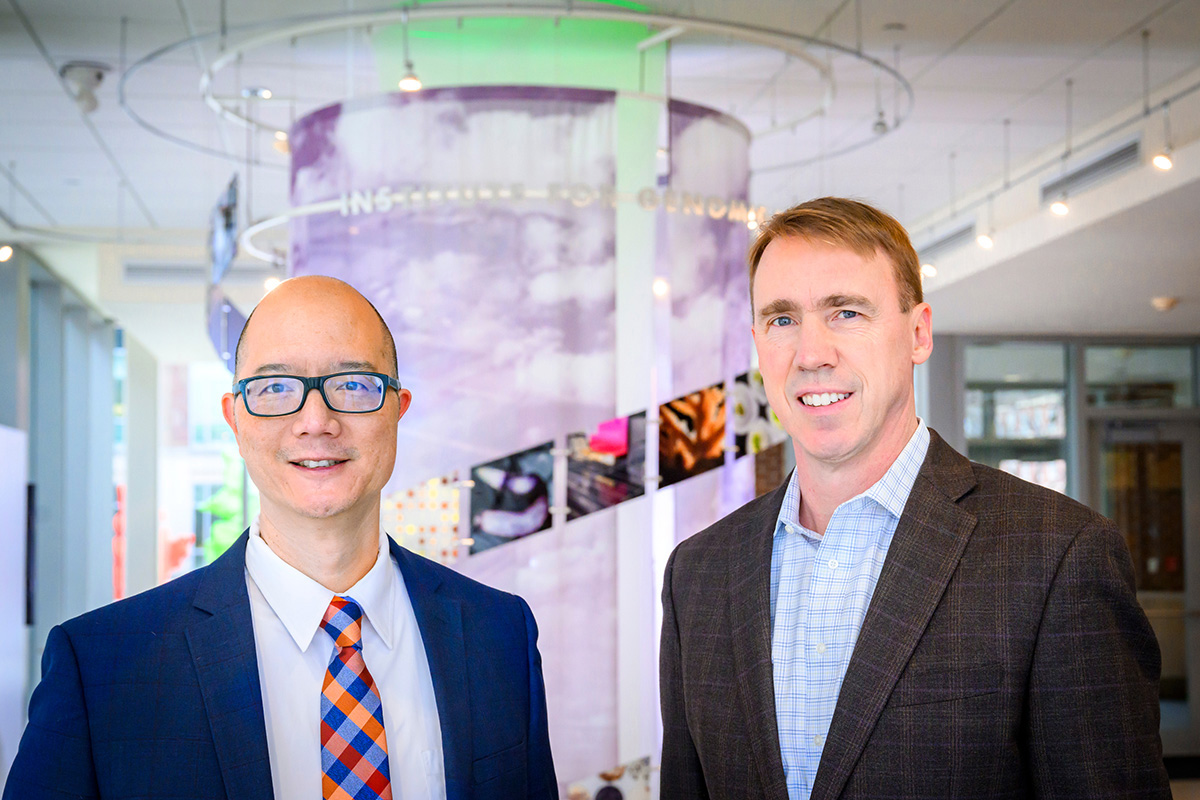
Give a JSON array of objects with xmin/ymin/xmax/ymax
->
[{"xmin": 1090, "ymin": 418, "xmax": 1200, "ymax": 756}]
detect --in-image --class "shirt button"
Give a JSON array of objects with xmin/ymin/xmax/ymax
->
[
  {"xmin": 828, "ymin": 559, "xmax": 839, "ymax": 570},
  {"xmin": 814, "ymin": 735, "xmax": 825, "ymax": 747},
  {"xmin": 815, "ymin": 642, "xmax": 827, "ymax": 654}
]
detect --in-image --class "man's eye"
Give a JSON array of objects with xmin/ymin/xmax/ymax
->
[
  {"xmin": 835, "ymin": 310, "xmax": 859, "ymax": 320},
  {"xmin": 769, "ymin": 316, "xmax": 794, "ymax": 327},
  {"xmin": 259, "ymin": 382, "xmax": 292, "ymax": 395}
]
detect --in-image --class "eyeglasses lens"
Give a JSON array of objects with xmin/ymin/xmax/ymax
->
[
  {"xmin": 244, "ymin": 377, "xmax": 305, "ymax": 416},
  {"xmin": 323, "ymin": 373, "xmax": 386, "ymax": 412}
]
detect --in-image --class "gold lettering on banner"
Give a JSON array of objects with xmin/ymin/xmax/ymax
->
[
  {"xmin": 570, "ymin": 184, "xmax": 597, "ymax": 208},
  {"xmin": 374, "ymin": 187, "xmax": 394, "ymax": 213},
  {"xmin": 348, "ymin": 190, "xmax": 374, "ymax": 215},
  {"xmin": 333, "ymin": 183, "xmax": 765, "ymax": 227},
  {"xmin": 680, "ymin": 193, "xmax": 705, "ymax": 216},
  {"xmin": 706, "ymin": 196, "xmax": 728, "ymax": 219}
]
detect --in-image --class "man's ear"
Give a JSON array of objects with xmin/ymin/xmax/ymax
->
[{"xmin": 221, "ymin": 392, "xmax": 239, "ymax": 436}]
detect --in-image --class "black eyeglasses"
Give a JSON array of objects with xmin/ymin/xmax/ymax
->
[{"xmin": 233, "ymin": 371, "xmax": 401, "ymax": 417}]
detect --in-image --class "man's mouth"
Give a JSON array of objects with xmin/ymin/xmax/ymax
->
[
  {"xmin": 292, "ymin": 459, "xmax": 348, "ymax": 469},
  {"xmin": 799, "ymin": 392, "xmax": 852, "ymax": 408}
]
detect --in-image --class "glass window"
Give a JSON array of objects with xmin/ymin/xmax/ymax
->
[
  {"xmin": 1085, "ymin": 346, "xmax": 1195, "ymax": 409},
  {"xmin": 964, "ymin": 342, "xmax": 1069, "ymax": 494}
]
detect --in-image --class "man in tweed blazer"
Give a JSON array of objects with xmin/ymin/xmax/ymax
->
[{"xmin": 659, "ymin": 198, "xmax": 1169, "ymax": 799}]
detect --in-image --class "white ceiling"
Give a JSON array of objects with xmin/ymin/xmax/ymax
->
[{"xmin": 2, "ymin": 0, "xmax": 1200, "ymax": 358}]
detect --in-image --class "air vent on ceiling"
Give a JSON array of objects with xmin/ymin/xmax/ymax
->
[
  {"xmin": 123, "ymin": 261, "xmax": 276, "ymax": 285},
  {"xmin": 1040, "ymin": 138, "xmax": 1141, "ymax": 204},
  {"xmin": 916, "ymin": 223, "xmax": 975, "ymax": 263}
]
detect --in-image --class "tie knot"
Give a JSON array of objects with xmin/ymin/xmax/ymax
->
[{"xmin": 321, "ymin": 596, "xmax": 364, "ymax": 649}]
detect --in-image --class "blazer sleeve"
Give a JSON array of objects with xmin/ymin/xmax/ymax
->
[
  {"xmin": 519, "ymin": 597, "xmax": 558, "ymax": 800},
  {"xmin": 3, "ymin": 625, "xmax": 99, "ymax": 800},
  {"xmin": 1026, "ymin": 519, "xmax": 1171, "ymax": 798},
  {"xmin": 659, "ymin": 548, "xmax": 710, "ymax": 800}
]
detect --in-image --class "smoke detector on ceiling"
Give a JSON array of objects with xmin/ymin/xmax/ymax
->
[{"xmin": 59, "ymin": 60, "xmax": 111, "ymax": 114}]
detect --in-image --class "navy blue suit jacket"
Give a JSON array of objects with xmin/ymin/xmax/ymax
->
[{"xmin": 4, "ymin": 532, "xmax": 557, "ymax": 799}]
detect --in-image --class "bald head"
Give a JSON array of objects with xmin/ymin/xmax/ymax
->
[{"xmin": 233, "ymin": 276, "xmax": 398, "ymax": 380}]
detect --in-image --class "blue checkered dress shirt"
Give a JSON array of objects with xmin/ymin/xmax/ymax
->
[{"xmin": 769, "ymin": 419, "xmax": 930, "ymax": 800}]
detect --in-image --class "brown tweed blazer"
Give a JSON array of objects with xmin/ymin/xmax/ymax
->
[{"xmin": 660, "ymin": 429, "xmax": 1169, "ymax": 799}]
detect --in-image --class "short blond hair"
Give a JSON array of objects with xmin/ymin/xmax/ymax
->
[{"xmin": 748, "ymin": 197, "xmax": 922, "ymax": 312}]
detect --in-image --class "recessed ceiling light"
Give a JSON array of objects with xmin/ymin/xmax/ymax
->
[
  {"xmin": 652, "ymin": 278, "xmax": 670, "ymax": 297},
  {"xmin": 920, "ymin": 263, "xmax": 937, "ymax": 278},
  {"xmin": 263, "ymin": 276, "xmax": 281, "ymax": 292},
  {"xmin": 1050, "ymin": 199, "xmax": 1069, "ymax": 216},
  {"xmin": 976, "ymin": 233, "xmax": 994, "ymax": 250},
  {"xmin": 0, "ymin": 245, "xmax": 13, "ymax": 262}
]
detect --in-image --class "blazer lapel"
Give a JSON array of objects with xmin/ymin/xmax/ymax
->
[
  {"xmin": 727, "ymin": 478, "xmax": 792, "ymax": 800},
  {"xmin": 810, "ymin": 432, "xmax": 978, "ymax": 800},
  {"xmin": 392, "ymin": 539, "xmax": 473, "ymax": 799},
  {"xmin": 186, "ymin": 531, "xmax": 274, "ymax": 800}
]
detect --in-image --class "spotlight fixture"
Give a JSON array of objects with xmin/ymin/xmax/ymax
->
[
  {"xmin": 872, "ymin": 110, "xmax": 889, "ymax": 135},
  {"xmin": 59, "ymin": 60, "xmax": 111, "ymax": 114},
  {"xmin": 1153, "ymin": 102, "xmax": 1175, "ymax": 170},
  {"xmin": 241, "ymin": 86, "xmax": 273, "ymax": 100},
  {"xmin": 652, "ymin": 277, "xmax": 670, "ymax": 297},
  {"xmin": 273, "ymin": 131, "xmax": 288, "ymax": 141},
  {"xmin": 398, "ymin": 71, "xmax": 422, "ymax": 92},
  {"xmin": 263, "ymin": 276, "xmax": 282, "ymax": 292},
  {"xmin": 398, "ymin": 8, "xmax": 422, "ymax": 92},
  {"xmin": 1050, "ymin": 197, "xmax": 1069, "ymax": 216},
  {"xmin": 920, "ymin": 263, "xmax": 937, "ymax": 278},
  {"xmin": 0, "ymin": 245, "xmax": 13, "ymax": 262},
  {"xmin": 976, "ymin": 233, "xmax": 994, "ymax": 250}
]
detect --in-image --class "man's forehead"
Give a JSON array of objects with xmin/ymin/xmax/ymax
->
[{"xmin": 247, "ymin": 359, "xmax": 381, "ymax": 376}]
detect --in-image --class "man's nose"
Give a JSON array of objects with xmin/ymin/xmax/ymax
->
[
  {"xmin": 291, "ymin": 387, "xmax": 339, "ymax": 434},
  {"xmin": 792, "ymin": 320, "xmax": 838, "ymax": 372}
]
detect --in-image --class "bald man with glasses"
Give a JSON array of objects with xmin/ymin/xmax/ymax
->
[{"xmin": 5, "ymin": 276, "xmax": 557, "ymax": 800}]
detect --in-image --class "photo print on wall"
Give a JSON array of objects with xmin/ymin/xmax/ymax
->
[
  {"xmin": 469, "ymin": 441, "xmax": 555, "ymax": 555},
  {"xmin": 659, "ymin": 382, "xmax": 726, "ymax": 488},
  {"xmin": 383, "ymin": 473, "xmax": 462, "ymax": 566},
  {"xmin": 731, "ymin": 369, "xmax": 789, "ymax": 457},
  {"xmin": 566, "ymin": 412, "xmax": 647, "ymax": 521}
]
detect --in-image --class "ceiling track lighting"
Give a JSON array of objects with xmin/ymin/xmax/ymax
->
[
  {"xmin": 1153, "ymin": 102, "xmax": 1174, "ymax": 171},
  {"xmin": 398, "ymin": 8, "xmax": 422, "ymax": 92},
  {"xmin": 977, "ymin": 194, "xmax": 995, "ymax": 249},
  {"xmin": 1050, "ymin": 196, "xmax": 1069, "ymax": 216}
]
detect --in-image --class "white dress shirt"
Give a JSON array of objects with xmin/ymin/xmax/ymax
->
[{"xmin": 244, "ymin": 519, "xmax": 447, "ymax": 800}]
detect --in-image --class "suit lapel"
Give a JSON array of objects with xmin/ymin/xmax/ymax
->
[
  {"xmin": 810, "ymin": 432, "xmax": 978, "ymax": 800},
  {"xmin": 727, "ymin": 479, "xmax": 792, "ymax": 800},
  {"xmin": 392, "ymin": 539, "xmax": 473, "ymax": 799},
  {"xmin": 186, "ymin": 531, "xmax": 274, "ymax": 800}
]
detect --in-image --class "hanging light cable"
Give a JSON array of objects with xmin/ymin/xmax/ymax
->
[{"xmin": 398, "ymin": 7, "xmax": 422, "ymax": 92}]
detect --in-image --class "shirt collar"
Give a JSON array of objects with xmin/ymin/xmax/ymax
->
[
  {"xmin": 245, "ymin": 517, "xmax": 397, "ymax": 652},
  {"xmin": 776, "ymin": 417, "xmax": 930, "ymax": 532}
]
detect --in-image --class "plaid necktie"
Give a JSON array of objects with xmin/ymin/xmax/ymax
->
[{"xmin": 320, "ymin": 596, "xmax": 393, "ymax": 800}]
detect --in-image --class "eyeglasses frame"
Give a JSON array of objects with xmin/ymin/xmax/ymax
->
[{"xmin": 232, "ymin": 371, "xmax": 402, "ymax": 417}]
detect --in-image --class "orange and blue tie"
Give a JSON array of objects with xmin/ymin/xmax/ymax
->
[{"xmin": 320, "ymin": 596, "xmax": 393, "ymax": 800}]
